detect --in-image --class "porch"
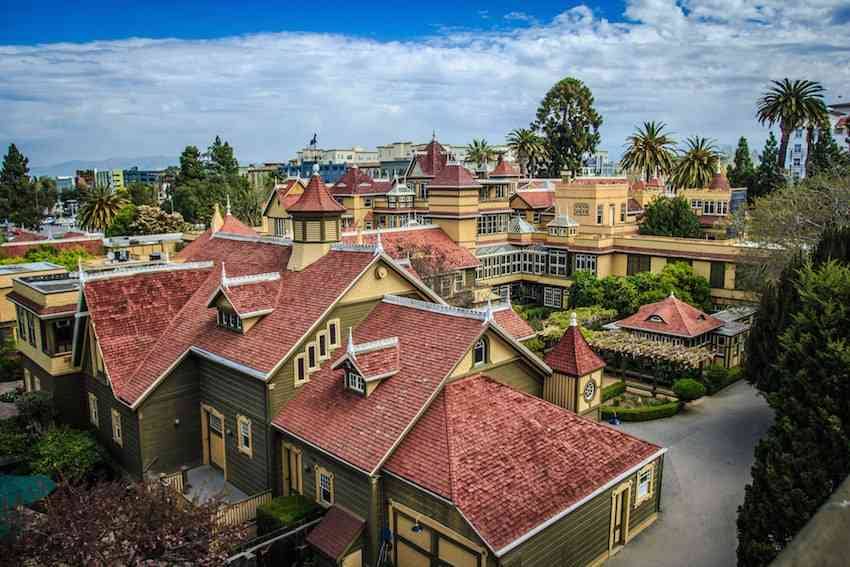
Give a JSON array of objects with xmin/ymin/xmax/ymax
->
[{"xmin": 184, "ymin": 465, "xmax": 248, "ymax": 505}]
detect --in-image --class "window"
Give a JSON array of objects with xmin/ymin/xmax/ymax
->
[
  {"xmin": 217, "ymin": 308, "xmax": 243, "ymax": 332},
  {"xmin": 596, "ymin": 204, "xmax": 604, "ymax": 224},
  {"xmin": 27, "ymin": 311, "xmax": 36, "ymax": 345},
  {"xmin": 316, "ymin": 466, "xmax": 334, "ymax": 506},
  {"xmin": 346, "ymin": 371, "xmax": 366, "ymax": 393},
  {"xmin": 363, "ymin": 197, "xmax": 373, "ymax": 208},
  {"xmin": 627, "ymin": 254, "xmax": 651, "ymax": 276},
  {"xmin": 327, "ymin": 319, "xmax": 340, "ymax": 348},
  {"xmin": 543, "ymin": 287, "xmax": 563, "ymax": 308},
  {"xmin": 476, "ymin": 213, "xmax": 511, "ymax": 235},
  {"xmin": 710, "ymin": 262, "xmax": 726, "ymax": 289},
  {"xmin": 16, "ymin": 307, "xmax": 26, "ymax": 342},
  {"xmin": 307, "ymin": 343, "xmax": 318, "ymax": 370},
  {"xmin": 237, "ymin": 415, "xmax": 252, "ymax": 456},
  {"xmin": 574, "ymin": 202, "xmax": 589, "ymax": 217},
  {"xmin": 548, "ymin": 250, "xmax": 569, "ymax": 277},
  {"xmin": 88, "ymin": 393, "xmax": 99, "ymax": 426},
  {"xmin": 574, "ymin": 254, "xmax": 597, "ymax": 274},
  {"xmin": 318, "ymin": 331, "xmax": 329, "ymax": 360},
  {"xmin": 418, "ymin": 183, "xmax": 428, "ymax": 200},
  {"xmin": 473, "ymin": 338, "xmax": 487, "ymax": 366},
  {"xmin": 294, "ymin": 354, "xmax": 308, "ymax": 384},
  {"xmin": 453, "ymin": 271, "xmax": 464, "ymax": 292},
  {"xmin": 636, "ymin": 463, "xmax": 655, "ymax": 506},
  {"xmin": 620, "ymin": 203, "xmax": 626, "ymax": 222},
  {"xmin": 111, "ymin": 409, "xmax": 123, "ymax": 446},
  {"xmin": 532, "ymin": 211, "xmax": 541, "ymax": 223}
]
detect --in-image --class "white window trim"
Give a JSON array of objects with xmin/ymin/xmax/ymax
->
[
  {"xmin": 315, "ymin": 465, "xmax": 335, "ymax": 507},
  {"xmin": 473, "ymin": 338, "xmax": 487, "ymax": 366},
  {"xmin": 327, "ymin": 319, "xmax": 341, "ymax": 348},
  {"xmin": 237, "ymin": 415, "xmax": 253, "ymax": 457},
  {"xmin": 635, "ymin": 462, "xmax": 656, "ymax": 507},
  {"xmin": 294, "ymin": 353, "xmax": 308, "ymax": 386},
  {"xmin": 346, "ymin": 371, "xmax": 366, "ymax": 394},
  {"xmin": 111, "ymin": 408, "xmax": 123, "ymax": 446},
  {"xmin": 317, "ymin": 330, "xmax": 330, "ymax": 361},
  {"xmin": 88, "ymin": 393, "xmax": 99, "ymax": 426},
  {"xmin": 306, "ymin": 342, "xmax": 319, "ymax": 371}
]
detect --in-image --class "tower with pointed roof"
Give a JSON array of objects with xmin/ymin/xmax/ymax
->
[
  {"xmin": 427, "ymin": 163, "xmax": 481, "ymax": 250},
  {"xmin": 543, "ymin": 312, "xmax": 607, "ymax": 419},
  {"xmin": 287, "ymin": 164, "xmax": 346, "ymax": 271}
]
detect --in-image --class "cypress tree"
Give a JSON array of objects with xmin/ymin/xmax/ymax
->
[
  {"xmin": 727, "ymin": 137, "xmax": 755, "ymax": 189},
  {"xmin": 750, "ymin": 133, "xmax": 786, "ymax": 201}
]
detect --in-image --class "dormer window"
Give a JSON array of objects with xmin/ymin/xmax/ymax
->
[
  {"xmin": 217, "ymin": 308, "xmax": 243, "ymax": 332},
  {"xmin": 648, "ymin": 315, "xmax": 665, "ymax": 323},
  {"xmin": 345, "ymin": 370, "xmax": 365, "ymax": 394},
  {"xmin": 473, "ymin": 338, "xmax": 488, "ymax": 366}
]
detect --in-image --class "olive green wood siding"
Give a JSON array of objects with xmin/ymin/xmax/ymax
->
[
  {"xmin": 267, "ymin": 299, "xmax": 381, "ymax": 417},
  {"xmin": 481, "ymin": 358, "xmax": 543, "ymax": 396},
  {"xmin": 500, "ymin": 455, "xmax": 664, "ymax": 567},
  {"xmin": 281, "ymin": 433, "xmax": 372, "ymax": 520},
  {"xmin": 198, "ymin": 358, "xmax": 269, "ymax": 495},
  {"xmin": 629, "ymin": 457, "xmax": 663, "ymax": 531},
  {"xmin": 139, "ymin": 356, "xmax": 202, "ymax": 474},
  {"xmin": 22, "ymin": 358, "xmax": 85, "ymax": 427},
  {"xmin": 84, "ymin": 374, "xmax": 143, "ymax": 478}
]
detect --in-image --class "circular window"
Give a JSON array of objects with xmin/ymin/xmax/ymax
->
[{"xmin": 583, "ymin": 379, "xmax": 597, "ymax": 402}]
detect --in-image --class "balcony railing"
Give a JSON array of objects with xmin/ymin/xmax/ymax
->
[{"xmin": 216, "ymin": 490, "xmax": 273, "ymax": 527}]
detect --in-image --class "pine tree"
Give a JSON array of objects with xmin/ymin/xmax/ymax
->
[
  {"xmin": 1, "ymin": 143, "xmax": 42, "ymax": 229},
  {"xmin": 749, "ymin": 133, "xmax": 786, "ymax": 202},
  {"xmin": 727, "ymin": 137, "xmax": 755, "ymax": 188},
  {"xmin": 206, "ymin": 136, "xmax": 239, "ymax": 178},
  {"xmin": 178, "ymin": 145, "xmax": 205, "ymax": 184},
  {"xmin": 806, "ymin": 127, "xmax": 850, "ymax": 178}
]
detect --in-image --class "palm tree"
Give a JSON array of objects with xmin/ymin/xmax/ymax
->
[
  {"xmin": 506, "ymin": 128, "xmax": 545, "ymax": 176},
  {"xmin": 465, "ymin": 139, "xmax": 497, "ymax": 172},
  {"xmin": 77, "ymin": 186, "xmax": 126, "ymax": 232},
  {"xmin": 620, "ymin": 121, "xmax": 677, "ymax": 182},
  {"xmin": 670, "ymin": 137, "xmax": 720, "ymax": 190},
  {"xmin": 756, "ymin": 79, "xmax": 828, "ymax": 171}
]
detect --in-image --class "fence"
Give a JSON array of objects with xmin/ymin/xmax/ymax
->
[
  {"xmin": 217, "ymin": 490, "xmax": 273, "ymax": 527},
  {"xmin": 159, "ymin": 470, "xmax": 185, "ymax": 494}
]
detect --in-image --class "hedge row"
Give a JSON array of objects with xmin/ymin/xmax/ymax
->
[
  {"xmin": 601, "ymin": 401, "xmax": 681, "ymax": 422},
  {"xmin": 257, "ymin": 494, "xmax": 322, "ymax": 535},
  {"xmin": 601, "ymin": 381, "xmax": 626, "ymax": 402},
  {"xmin": 702, "ymin": 365, "xmax": 744, "ymax": 395}
]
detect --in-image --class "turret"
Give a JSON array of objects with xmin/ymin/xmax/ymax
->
[{"xmin": 286, "ymin": 164, "xmax": 346, "ymax": 271}]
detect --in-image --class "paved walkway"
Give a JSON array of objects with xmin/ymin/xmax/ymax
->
[
  {"xmin": 0, "ymin": 380, "xmax": 22, "ymax": 420},
  {"xmin": 607, "ymin": 381, "xmax": 773, "ymax": 567}
]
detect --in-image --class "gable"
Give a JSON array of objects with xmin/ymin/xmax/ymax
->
[
  {"xmin": 449, "ymin": 326, "xmax": 543, "ymax": 381},
  {"xmin": 339, "ymin": 258, "xmax": 422, "ymax": 305}
]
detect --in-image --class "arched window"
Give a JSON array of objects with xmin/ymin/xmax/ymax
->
[{"xmin": 473, "ymin": 338, "xmax": 488, "ymax": 366}]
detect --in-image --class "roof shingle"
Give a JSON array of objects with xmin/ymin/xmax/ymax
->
[{"xmin": 616, "ymin": 293, "xmax": 723, "ymax": 338}]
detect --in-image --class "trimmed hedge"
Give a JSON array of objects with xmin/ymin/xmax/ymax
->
[
  {"xmin": 602, "ymin": 381, "xmax": 626, "ymax": 402},
  {"xmin": 256, "ymin": 494, "xmax": 322, "ymax": 535},
  {"xmin": 601, "ymin": 401, "xmax": 681, "ymax": 422},
  {"xmin": 672, "ymin": 378, "xmax": 706, "ymax": 402},
  {"xmin": 702, "ymin": 365, "xmax": 743, "ymax": 394}
]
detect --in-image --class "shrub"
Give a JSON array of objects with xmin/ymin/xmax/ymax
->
[
  {"xmin": 601, "ymin": 400, "xmax": 680, "ymax": 422},
  {"xmin": 0, "ymin": 419, "xmax": 30, "ymax": 457},
  {"xmin": 15, "ymin": 391, "xmax": 55, "ymax": 430},
  {"xmin": 523, "ymin": 337, "xmax": 545, "ymax": 358},
  {"xmin": 256, "ymin": 494, "xmax": 321, "ymax": 535},
  {"xmin": 602, "ymin": 381, "xmax": 626, "ymax": 402},
  {"xmin": 673, "ymin": 378, "xmax": 706, "ymax": 402},
  {"xmin": 0, "ymin": 387, "xmax": 22, "ymax": 403},
  {"xmin": 31, "ymin": 427, "xmax": 104, "ymax": 483}
]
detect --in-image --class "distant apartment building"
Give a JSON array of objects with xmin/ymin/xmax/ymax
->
[
  {"xmin": 55, "ymin": 176, "xmax": 74, "ymax": 193},
  {"xmin": 784, "ymin": 99, "xmax": 849, "ymax": 180},
  {"xmin": 123, "ymin": 166, "xmax": 163, "ymax": 185},
  {"xmin": 583, "ymin": 150, "xmax": 620, "ymax": 177},
  {"xmin": 75, "ymin": 169, "xmax": 96, "ymax": 190}
]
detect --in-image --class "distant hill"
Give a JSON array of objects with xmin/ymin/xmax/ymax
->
[{"xmin": 30, "ymin": 156, "xmax": 177, "ymax": 178}]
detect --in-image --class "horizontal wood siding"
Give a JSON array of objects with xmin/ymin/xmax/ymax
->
[
  {"xmin": 139, "ymin": 356, "xmax": 201, "ymax": 474},
  {"xmin": 485, "ymin": 358, "xmax": 543, "ymax": 396},
  {"xmin": 267, "ymin": 299, "xmax": 380, "ymax": 417},
  {"xmin": 23, "ymin": 358, "xmax": 85, "ymax": 427},
  {"xmin": 198, "ymin": 357, "xmax": 269, "ymax": 496},
  {"xmin": 281, "ymin": 432, "xmax": 371, "ymax": 520},
  {"xmin": 83, "ymin": 374, "xmax": 143, "ymax": 478},
  {"xmin": 630, "ymin": 456, "xmax": 663, "ymax": 531}
]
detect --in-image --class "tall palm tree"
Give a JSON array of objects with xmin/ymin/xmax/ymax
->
[
  {"xmin": 620, "ymin": 121, "xmax": 677, "ymax": 182},
  {"xmin": 506, "ymin": 128, "xmax": 545, "ymax": 176},
  {"xmin": 670, "ymin": 137, "xmax": 720, "ymax": 190},
  {"xmin": 77, "ymin": 186, "xmax": 126, "ymax": 232},
  {"xmin": 756, "ymin": 79, "xmax": 828, "ymax": 171},
  {"xmin": 465, "ymin": 139, "xmax": 497, "ymax": 172}
]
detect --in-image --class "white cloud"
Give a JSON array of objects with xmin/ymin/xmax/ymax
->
[{"xmin": 1, "ymin": 0, "xmax": 848, "ymax": 167}]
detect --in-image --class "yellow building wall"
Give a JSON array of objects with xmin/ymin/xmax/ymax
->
[{"xmin": 650, "ymin": 256, "xmax": 667, "ymax": 273}]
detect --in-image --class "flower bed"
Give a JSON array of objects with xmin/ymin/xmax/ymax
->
[
  {"xmin": 601, "ymin": 381, "xmax": 626, "ymax": 402},
  {"xmin": 602, "ymin": 393, "xmax": 681, "ymax": 422}
]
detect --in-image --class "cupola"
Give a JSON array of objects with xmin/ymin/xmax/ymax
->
[{"xmin": 287, "ymin": 164, "xmax": 346, "ymax": 271}]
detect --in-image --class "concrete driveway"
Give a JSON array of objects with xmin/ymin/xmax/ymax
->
[{"xmin": 607, "ymin": 380, "xmax": 773, "ymax": 567}]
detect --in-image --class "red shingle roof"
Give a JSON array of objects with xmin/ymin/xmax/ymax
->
[
  {"xmin": 274, "ymin": 299, "xmax": 486, "ymax": 473},
  {"xmin": 306, "ymin": 506, "xmax": 364, "ymax": 560},
  {"xmin": 263, "ymin": 179, "xmax": 303, "ymax": 215},
  {"xmin": 429, "ymin": 164, "xmax": 479, "ymax": 188},
  {"xmin": 709, "ymin": 172, "xmax": 731, "ymax": 191},
  {"xmin": 88, "ymin": 233, "xmax": 379, "ymax": 405},
  {"xmin": 332, "ymin": 336, "xmax": 401, "ymax": 381},
  {"xmin": 544, "ymin": 321, "xmax": 605, "ymax": 376},
  {"xmin": 617, "ymin": 294, "xmax": 723, "ymax": 338},
  {"xmin": 288, "ymin": 175, "xmax": 346, "ymax": 214},
  {"xmin": 492, "ymin": 305, "xmax": 535, "ymax": 341},
  {"xmin": 384, "ymin": 375, "xmax": 662, "ymax": 553},
  {"xmin": 330, "ymin": 167, "xmax": 392, "ymax": 196},
  {"xmin": 510, "ymin": 190, "xmax": 555, "ymax": 210},
  {"xmin": 341, "ymin": 226, "xmax": 479, "ymax": 272},
  {"xmin": 490, "ymin": 157, "xmax": 520, "ymax": 177},
  {"xmin": 213, "ymin": 276, "xmax": 281, "ymax": 316},
  {"xmin": 218, "ymin": 213, "xmax": 258, "ymax": 237},
  {"xmin": 410, "ymin": 139, "xmax": 449, "ymax": 177}
]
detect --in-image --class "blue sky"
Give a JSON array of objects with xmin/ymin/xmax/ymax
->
[
  {"xmin": 0, "ymin": 1, "xmax": 625, "ymax": 44},
  {"xmin": 1, "ymin": 0, "xmax": 849, "ymax": 169}
]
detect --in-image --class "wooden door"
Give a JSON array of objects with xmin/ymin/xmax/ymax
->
[
  {"xmin": 285, "ymin": 446, "xmax": 302, "ymax": 495},
  {"xmin": 207, "ymin": 411, "xmax": 225, "ymax": 470},
  {"xmin": 611, "ymin": 488, "xmax": 627, "ymax": 549}
]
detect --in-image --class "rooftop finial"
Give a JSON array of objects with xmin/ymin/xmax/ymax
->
[
  {"xmin": 669, "ymin": 290, "xmax": 676, "ymax": 299},
  {"xmin": 78, "ymin": 257, "xmax": 85, "ymax": 285},
  {"xmin": 347, "ymin": 327, "xmax": 355, "ymax": 358},
  {"xmin": 484, "ymin": 298, "xmax": 494, "ymax": 322},
  {"xmin": 164, "ymin": 250, "xmax": 169, "ymax": 264},
  {"xmin": 570, "ymin": 311, "xmax": 578, "ymax": 327},
  {"xmin": 432, "ymin": 129, "xmax": 436, "ymax": 141},
  {"xmin": 226, "ymin": 194, "xmax": 232, "ymax": 216},
  {"xmin": 374, "ymin": 229, "xmax": 384, "ymax": 256},
  {"xmin": 221, "ymin": 262, "xmax": 228, "ymax": 287}
]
